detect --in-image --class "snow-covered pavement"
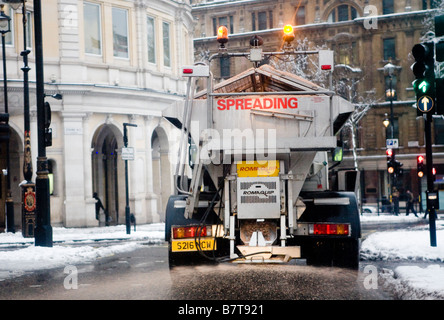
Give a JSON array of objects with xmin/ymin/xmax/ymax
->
[
  {"xmin": 0, "ymin": 215, "xmax": 443, "ymax": 299},
  {"xmin": 0, "ymin": 223, "xmax": 165, "ymax": 281},
  {"xmin": 360, "ymin": 213, "xmax": 444, "ymax": 299}
]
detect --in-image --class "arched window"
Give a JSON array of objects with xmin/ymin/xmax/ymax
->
[{"xmin": 328, "ymin": 5, "xmax": 358, "ymax": 23}]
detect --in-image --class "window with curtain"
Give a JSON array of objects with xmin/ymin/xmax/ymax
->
[
  {"xmin": 383, "ymin": 38, "xmax": 396, "ymax": 61},
  {"xmin": 336, "ymin": 42, "xmax": 357, "ymax": 65},
  {"xmin": 163, "ymin": 21, "xmax": 171, "ymax": 67},
  {"xmin": 258, "ymin": 12, "xmax": 267, "ymax": 30},
  {"xmin": 147, "ymin": 16, "xmax": 156, "ymax": 64},
  {"xmin": 383, "ymin": 0, "xmax": 394, "ymax": 14},
  {"xmin": 385, "ymin": 118, "xmax": 399, "ymax": 140},
  {"xmin": 295, "ymin": 6, "xmax": 305, "ymax": 25},
  {"xmin": 220, "ymin": 56, "xmax": 230, "ymax": 78},
  {"xmin": 213, "ymin": 16, "xmax": 234, "ymax": 35},
  {"xmin": 4, "ymin": 7, "xmax": 13, "ymax": 46},
  {"xmin": 328, "ymin": 5, "xmax": 358, "ymax": 22},
  {"xmin": 435, "ymin": 118, "xmax": 444, "ymax": 144},
  {"xmin": 26, "ymin": 11, "xmax": 32, "ymax": 49},
  {"xmin": 112, "ymin": 8, "xmax": 129, "ymax": 58},
  {"xmin": 84, "ymin": 2, "xmax": 102, "ymax": 55}
]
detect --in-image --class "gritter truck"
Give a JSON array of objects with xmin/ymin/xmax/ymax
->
[{"xmin": 164, "ymin": 26, "xmax": 360, "ymax": 269}]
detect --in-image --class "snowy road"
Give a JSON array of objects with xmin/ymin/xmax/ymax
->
[
  {"xmin": 0, "ymin": 216, "xmax": 443, "ymax": 300},
  {"xmin": 0, "ymin": 244, "xmax": 390, "ymax": 300}
]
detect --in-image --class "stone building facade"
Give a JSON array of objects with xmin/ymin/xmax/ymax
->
[{"xmin": 0, "ymin": 0, "xmax": 194, "ymax": 230}]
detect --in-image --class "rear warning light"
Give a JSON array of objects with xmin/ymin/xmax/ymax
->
[
  {"xmin": 321, "ymin": 65, "xmax": 332, "ymax": 70},
  {"xmin": 172, "ymin": 225, "xmax": 212, "ymax": 239},
  {"xmin": 181, "ymin": 65, "xmax": 210, "ymax": 77},
  {"xmin": 309, "ymin": 223, "xmax": 350, "ymax": 236}
]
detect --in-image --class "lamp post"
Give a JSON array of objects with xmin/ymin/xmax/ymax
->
[
  {"xmin": 384, "ymin": 62, "xmax": 396, "ymax": 139},
  {"xmin": 123, "ymin": 122, "xmax": 137, "ymax": 235},
  {"xmin": 33, "ymin": 0, "xmax": 52, "ymax": 247},
  {"xmin": 19, "ymin": 0, "xmax": 34, "ymax": 237},
  {"xmin": 383, "ymin": 62, "xmax": 397, "ymax": 212},
  {"xmin": 0, "ymin": 4, "xmax": 14, "ymax": 233}
]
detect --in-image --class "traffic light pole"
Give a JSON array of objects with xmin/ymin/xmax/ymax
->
[
  {"xmin": 424, "ymin": 112, "xmax": 437, "ymax": 247},
  {"xmin": 412, "ymin": 40, "xmax": 438, "ymax": 247}
]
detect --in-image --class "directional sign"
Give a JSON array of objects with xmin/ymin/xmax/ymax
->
[{"xmin": 417, "ymin": 95, "xmax": 434, "ymax": 112}]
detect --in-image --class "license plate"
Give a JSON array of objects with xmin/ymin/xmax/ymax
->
[{"xmin": 171, "ymin": 239, "xmax": 216, "ymax": 252}]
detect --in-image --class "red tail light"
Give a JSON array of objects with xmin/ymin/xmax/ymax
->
[
  {"xmin": 310, "ymin": 223, "xmax": 350, "ymax": 236},
  {"xmin": 172, "ymin": 226, "xmax": 212, "ymax": 239}
]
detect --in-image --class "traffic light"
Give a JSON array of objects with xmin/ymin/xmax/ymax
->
[
  {"xmin": 44, "ymin": 102, "xmax": 52, "ymax": 147},
  {"xmin": 412, "ymin": 42, "xmax": 435, "ymax": 116},
  {"xmin": 0, "ymin": 113, "xmax": 10, "ymax": 142},
  {"xmin": 394, "ymin": 160, "xmax": 403, "ymax": 176},
  {"xmin": 417, "ymin": 155, "xmax": 425, "ymax": 178},
  {"xmin": 386, "ymin": 148, "xmax": 394, "ymax": 174}
]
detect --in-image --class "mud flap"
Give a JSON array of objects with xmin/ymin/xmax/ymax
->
[{"xmin": 297, "ymin": 191, "xmax": 361, "ymax": 269}]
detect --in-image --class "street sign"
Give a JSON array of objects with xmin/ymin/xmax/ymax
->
[
  {"xmin": 417, "ymin": 95, "xmax": 434, "ymax": 112},
  {"xmin": 386, "ymin": 138, "xmax": 398, "ymax": 149},
  {"xmin": 121, "ymin": 147, "xmax": 134, "ymax": 160}
]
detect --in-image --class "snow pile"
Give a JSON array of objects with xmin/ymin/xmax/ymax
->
[
  {"xmin": 360, "ymin": 228, "xmax": 444, "ymax": 261},
  {"xmin": 360, "ymin": 218, "xmax": 444, "ymax": 299},
  {"xmin": 380, "ymin": 265, "xmax": 444, "ymax": 300},
  {"xmin": 0, "ymin": 223, "xmax": 165, "ymax": 281},
  {"xmin": 0, "ymin": 242, "xmax": 142, "ymax": 281},
  {"xmin": 360, "ymin": 214, "xmax": 421, "ymax": 224},
  {"xmin": 0, "ymin": 223, "xmax": 165, "ymax": 246}
]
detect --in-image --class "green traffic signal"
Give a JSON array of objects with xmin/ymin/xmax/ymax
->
[
  {"xmin": 418, "ymin": 80, "xmax": 430, "ymax": 93},
  {"xmin": 413, "ymin": 79, "xmax": 432, "ymax": 94}
]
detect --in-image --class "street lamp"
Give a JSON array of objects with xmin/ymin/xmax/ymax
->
[
  {"xmin": 123, "ymin": 123, "xmax": 137, "ymax": 235},
  {"xmin": 33, "ymin": 0, "xmax": 52, "ymax": 247},
  {"xmin": 0, "ymin": 4, "xmax": 14, "ymax": 233},
  {"xmin": 382, "ymin": 113, "xmax": 390, "ymax": 128},
  {"xmin": 383, "ymin": 62, "xmax": 398, "ymax": 212},
  {"xmin": 384, "ymin": 62, "xmax": 396, "ymax": 139}
]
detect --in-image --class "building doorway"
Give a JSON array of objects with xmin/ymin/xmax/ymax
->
[
  {"xmin": 151, "ymin": 127, "xmax": 172, "ymax": 222},
  {"xmin": 0, "ymin": 127, "xmax": 21, "ymax": 232},
  {"xmin": 91, "ymin": 124, "xmax": 124, "ymax": 225}
]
